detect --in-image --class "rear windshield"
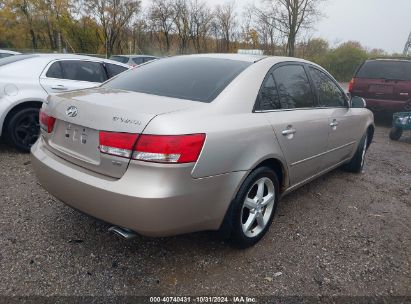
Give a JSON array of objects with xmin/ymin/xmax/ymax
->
[
  {"xmin": 103, "ymin": 57, "xmax": 251, "ymax": 102},
  {"xmin": 109, "ymin": 56, "xmax": 129, "ymax": 64},
  {"xmin": 0, "ymin": 54, "xmax": 38, "ymax": 67},
  {"xmin": 356, "ymin": 60, "xmax": 411, "ymax": 81}
]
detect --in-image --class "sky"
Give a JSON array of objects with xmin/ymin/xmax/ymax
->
[{"xmin": 141, "ymin": 0, "xmax": 411, "ymax": 54}]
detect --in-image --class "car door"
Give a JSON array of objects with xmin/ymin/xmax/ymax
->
[
  {"xmin": 256, "ymin": 63, "xmax": 330, "ymax": 186},
  {"xmin": 308, "ymin": 66, "xmax": 362, "ymax": 170},
  {"xmin": 40, "ymin": 60, "xmax": 107, "ymax": 94}
]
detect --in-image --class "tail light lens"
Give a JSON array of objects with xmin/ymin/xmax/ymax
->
[
  {"xmin": 348, "ymin": 78, "xmax": 355, "ymax": 92},
  {"xmin": 133, "ymin": 134, "xmax": 206, "ymax": 163},
  {"xmin": 39, "ymin": 109, "xmax": 56, "ymax": 133},
  {"xmin": 98, "ymin": 132, "xmax": 206, "ymax": 164},
  {"xmin": 99, "ymin": 131, "xmax": 139, "ymax": 158}
]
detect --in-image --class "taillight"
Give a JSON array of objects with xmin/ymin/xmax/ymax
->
[
  {"xmin": 348, "ymin": 78, "xmax": 355, "ymax": 92},
  {"xmin": 99, "ymin": 131, "xmax": 139, "ymax": 158},
  {"xmin": 132, "ymin": 134, "xmax": 206, "ymax": 163},
  {"xmin": 39, "ymin": 109, "xmax": 56, "ymax": 133}
]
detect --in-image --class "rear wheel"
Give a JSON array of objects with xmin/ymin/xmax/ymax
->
[
  {"xmin": 6, "ymin": 107, "xmax": 40, "ymax": 152},
  {"xmin": 222, "ymin": 167, "xmax": 279, "ymax": 248},
  {"xmin": 389, "ymin": 127, "xmax": 402, "ymax": 141}
]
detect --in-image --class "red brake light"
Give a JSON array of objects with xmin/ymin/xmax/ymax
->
[
  {"xmin": 39, "ymin": 109, "xmax": 56, "ymax": 133},
  {"xmin": 99, "ymin": 131, "xmax": 139, "ymax": 158},
  {"xmin": 348, "ymin": 78, "xmax": 355, "ymax": 92},
  {"xmin": 133, "ymin": 134, "xmax": 206, "ymax": 163}
]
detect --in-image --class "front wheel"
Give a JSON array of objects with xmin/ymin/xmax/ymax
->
[
  {"xmin": 223, "ymin": 167, "xmax": 279, "ymax": 248},
  {"xmin": 343, "ymin": 133, "xmax": 368, "ymax": 173},
  {"xmin": 6, "ymin": 107, "xmax": 40, "ymax": 152}
]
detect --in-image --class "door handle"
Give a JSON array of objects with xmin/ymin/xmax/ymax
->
[
  {"xmin": 282, "ymin": 127, "xmax": 296, "ymax": 136},
  {"xmin": 330, "ymin": 120, "xmax": 339, "ymax": 127},
  {"xmin": 51, "ymin": 85, "xmax": 68, "ymax": 91}
]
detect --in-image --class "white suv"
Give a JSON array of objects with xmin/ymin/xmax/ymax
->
[{"xmin": 0, "ymin": 54, "xmax": 129, "ymax": 151}]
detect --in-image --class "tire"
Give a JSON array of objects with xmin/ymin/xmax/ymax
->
[
  {"xmin": 343, "ymin": 133, "xmax": 368, "ymax": 173},
  {"xmin": 221, "ymin": 166, "xmax": 280, "ymax": 249},
  {"xmin": 6, "ymin": 107, "xmax": 40, "ymax": 152},
  {"xmin": 389, "ymin": 127, "xmax": 402, "ymax": 141}
]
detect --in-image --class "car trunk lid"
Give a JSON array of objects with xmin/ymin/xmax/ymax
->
[{"xmin": 43, "ymin": 87, "xmax": 199, "ymax": 178}]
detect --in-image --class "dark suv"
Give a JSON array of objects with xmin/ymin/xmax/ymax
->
[{"xmin": 349, "ymin": 59, "xmax": 411, "ymax": 112}]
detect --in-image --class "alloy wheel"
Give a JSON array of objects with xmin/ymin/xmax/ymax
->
[
  {"xmin": 13, "ymin": 111, "xmax": 40, "ymax": 149},
  {"xmin": 241, "ymin": 177, "xmax": 275, "ymax": 238}
]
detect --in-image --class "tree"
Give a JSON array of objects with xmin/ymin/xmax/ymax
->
[
  {"xmin": 188, "ymin": 0, "xmax": 211, "ymax": 53},
  {"xmin": 148, "ymin": 0, "xmax": 175, "ymax": 53},
  {"xmin": 213, "ymin": 2, "xmax": 237, "ymax": 52},
  {"xmin": 172, "ymin": 0, "xmax": 190, "ymax": 53},
  {"xmin": 86, "ymin": 0, "xmax": 140, "ymax": 57},
  {"xmin": 265, "ymin": 0, "xmax": 323, "ymax": 56},
  {"xmin": 321, "ymin": 41, "xmax": 368, "ymax": 81}
]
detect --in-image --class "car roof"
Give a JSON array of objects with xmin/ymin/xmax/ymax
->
[
  {"xmin": 173, "ymin": 53, "xmax": 315, "ymax": 65},
  {"xmin": 17, "ymin": 53, "xmax": 129, "ymax": 67},
  {"xmin": 367, "ymin": 58, "xmax": 411, "ymax": 62},
  {"xmin": 0, "ymin": 49, "xmax": 21, "ymax": 55},
  {"xmin": 111, "ymin": 54, "xmax": 158, "ymax": 58}
]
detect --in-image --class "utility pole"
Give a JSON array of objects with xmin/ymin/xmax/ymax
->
[{"xmin": 404, "ymin": 31, "xmax": 411, "ymax": 56}]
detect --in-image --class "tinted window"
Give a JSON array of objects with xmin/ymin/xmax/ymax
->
[
  {"xmin": 273, "ymin": 65, "xmax": 314, "ymax": 109},
  {"xmin": 132, "ymin": 57, "xmax": 145, "ymax": 65},
  {"xmin": 0, "ymin": 53, "xmax": 13, "ymax": 59},
  {"xmin": 46, "ymin": 62, "xmax": 63, "ymax": 78},
  {"xmin": 105, "ymin": 63, "xmax": 128, "ymax": 79},
  {"xmin": 143, "ymin": 57, "xmax": 156, "ymax": 63},
  {"xmin": 109, "ymin": 56, "xmax": 129, "ymax": 64},
  {"xmin": 103, "ymin": 57, "xmax": 251, "ymax": 102},
  {"xmin": 60, "ymin": 60, "xmax": 106, "ymax": 83},
  {"xmin": 0, "ymin": 54, "xmax": 37, "ymax": 67},
  {"xmin": 309, "ymin": 67, "xmax": 346, "ymax": 107},
  {"xmin": 357, "ymin": 60, "xmax": 411, "ymax": 81},
  {"xmin": 257, "ymin": 73, "xmax": 280, "ymax": 110}
]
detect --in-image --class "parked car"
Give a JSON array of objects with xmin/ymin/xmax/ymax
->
[
  {"xmin": 349, "ymin": 58, "xmax": 411, "ymax": 113},
  {"xmin": 0, "ymin": 54, "xmax": 129, "ymax": 151},
  {"xmin": 109, "ymin": 54, "xmax": 159, "ymax": 66},
  {"xmin": 31, "ymin": 54, "xmax": 374, "ymax": 248},
  {"xmin": 0, "ymin": 49, "xmax": 21, "ymax": 58}
]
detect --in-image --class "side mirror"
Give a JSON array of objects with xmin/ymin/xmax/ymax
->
[{"xmin": 351, "ymin": 96, "xmax": 366, "ymax": 108}]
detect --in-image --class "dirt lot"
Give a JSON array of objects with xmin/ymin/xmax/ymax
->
[{"xmin": 0, "ymin": 123, "xmax": 410, "ymax": 297}]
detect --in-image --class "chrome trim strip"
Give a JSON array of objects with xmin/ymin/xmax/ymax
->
[
  {"xmin": 254, "ymin": 106, "xmax": 348, "ymax": 113},
  {"xmin": 290, "ymin": 141, "xmax": 356, "ymax": 167},
  {"xmin": 282, "ymin": 157, "xmax": 352, "ymax": 196}
]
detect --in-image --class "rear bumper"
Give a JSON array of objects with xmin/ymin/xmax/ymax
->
[
  {"xmin": 31, "ymin": 137, "xmax": 245, "ymax": 237},
  {"xmin": 365, "ymin": 98, "xmax": 410, "ymax": 112}
]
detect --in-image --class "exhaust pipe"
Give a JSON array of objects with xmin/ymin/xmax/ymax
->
[{"xmin": 108, "ymin": 226, "xmax": 137, "ymax": 240}]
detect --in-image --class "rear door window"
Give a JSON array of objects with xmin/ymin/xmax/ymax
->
[
  {"xmin": 105, "ymin": 63, "xmax": 128, "ymax": 79},
  {"xmin": 309, "ymin": 67, "xmax": 346, "ymax": 107},
  {"xmin": 132, "ymin": 57, "xmax": 145, "ymax": 65},
  {"xmin": 143, "ymin": 57, "xmax": 156, "ymax": 63},
  {"xmin": 60, "ymin": 60, "xmax": 107, "ymax": 83},
  {"xmin": 272, "ymin": 65, "xmax": 314, "ymax": 109},
  {"xmin": 109, "ymin": 56, "xmax": 129, "ymax": 64},
  {"xmin": 46, "ymin": 61, "xmax": 63, "ymax": 78},
  {"xmin": 257, "ymin": 73, "xmax": 281, "ymax": 111},
  {"xmin": 357, "ymin": 60, "xmax": 411, "ymax": 81}
]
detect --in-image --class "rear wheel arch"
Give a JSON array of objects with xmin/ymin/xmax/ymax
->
[
  {"xmin": 2, "ymin": 101, "xmax": 43, "ymax": 135},
  {"xmin": 366, "ymin": 124, "xmax": 374, "ymax": 148},
  {"xmin": 253, "ymin": 158, "xmax": 288, "ymax": 193}
]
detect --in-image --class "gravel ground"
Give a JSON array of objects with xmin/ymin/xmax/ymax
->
[{"xmin": 0, "ymin": 123, "xmax": 410, "ymax": 297}]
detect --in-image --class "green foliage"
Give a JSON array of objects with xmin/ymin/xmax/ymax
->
[{"xmin": 314, "ymin": 41, "xmax": 369, "ymax": 82}]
